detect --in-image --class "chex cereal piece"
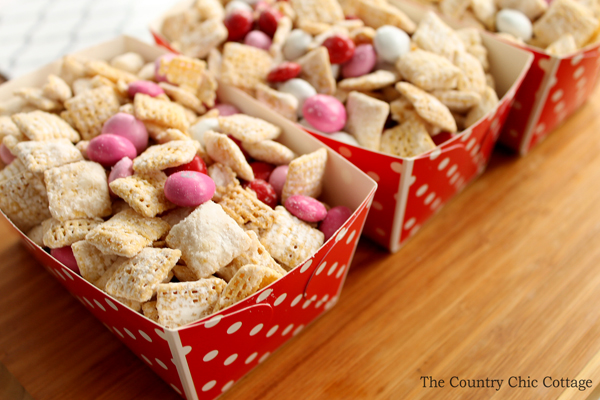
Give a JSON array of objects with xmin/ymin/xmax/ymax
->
[
  {"xmin": 218, "ymin": 186, "xmax": 275, "ymax": 230},
  {"xmin": 94, "ymin": 259, "xmax": 125, "ymax": 290},
  {"xmin": 42, "ymin": 217, "xmax": 103, "ymax": 248},
  {"xmin": 338, "ymin": 70, "xmax": 399, "ymax": 92},
  {"xmin": 64, "ymin": 86, "xmax": 120, "ymax": 140},
  {"xmin": 217, "ymin": 114, "xmax": 281, "ymax": 144},
  {"xmin": 134, "ymin": 94, "xmax": 189, "ymax": 132},
  {"xmin": 133, "ymin": 140, "xmax": 199, "ymax": 173},
  {"xmin": 198, "ymin": 71, "xmax": 217, "ymax": 108},
  {"xmin": 84, "ymin": 59, "xmax": 138, "ymax": 84},
  {"xmin": 439, "ymin": 0, "xmax": 471, "ymax": 19},
  {"xmin": 161, "ymin": 10, "xmax": 195, "ymax": 42},
  {"xmin": 158, "ymin": 55, "xmax": 206, "ymax": 92},
  {"xmin": 86, "ymin": 209, "xmax": 170, "ymax": 257},
  {"xmin": 356, "ymin": 0, "xmax": 416, "ymax": 33},
  {"xmin": 166, "ymin": 200, "xmax": 252, "ymax": 278},
  {"xmin": 380, "ymin": 115, "xmax": 436, "ymax": 158},
  {"xmin": 44, "ymin": 160, "xmax": 111, "ymax": 221},
  {"xmin": 161, "ymin": 207, "xmax": 195, "ymax": 228},
  {"xmin": 396, "ymin": 82, "xmax": 457, "ymax": 133},
  {"xmin": 172, "ymin": 264, "xmax": 200, "ymax": 282},
  {"xmin": 26, "ymin": 222, "xmax": 46, "ymax": 247},
  {"xmin": 218, "ymin": 231, "xmax": 286, "ymax": 282},
  {"xmin": 71, "ymin": 78, "xmax": 93, "ymax": 96},
  {"xmin": 207, "ymin": 48, "xmax": 222, "ymax": 77},
  {"xmin": 216, "ymin": 264, "xmax": 282, "ymax": 311},
  {"xmin": 259, "ymin": 206, "xmax": 324, "ymax": 270},
  {"xmin": 179, "ymin": 19, "xmax": 228, "ymax": 59},
  {"xmin": 75, "ymin": 140, "xmax": 89, "ymax": 159},
  {"xmin": 208, "ymin": 163, "xmax": 240, "ymax": 202},
  {"xmin": 14, "ymin": 88, "xmax": 61, "ymax": 112},
  {"xmin": 255, "ymin": 83, "xmax": 299, "ymax": 122},
  {"xmin": 281, "ymin": 148, "xmax": 327, "ymax": 202},
  {"xmin": 119, "ymin": 103, "xmax": 134, "ymax": 115},
  {"xmin": 242, "ymin": 140, "xmax": 296, "ymax": 165},
  {"xmin": 71, "ymin": 240, "xmax": 120, "ymax": 282},
  {"xmin": 412, "ymin": 12, "xmax": 466, "ymax": 63},
  {"xmin": 396, "ymin": 50, "xmax": 462, "ymax": 91},
  {"xmin": 534, "ymin": 0, "xmax": 599, "ymax": 47},
  {"xmin": 0, "ymin": 159, "xmax": 51, "ymax": 231},
  {"xmin": 290, "ymin": 0, "xmax": 344, "ymax": 24},
  {"xmin": 42, "ymin": 74, "xmax": 72, "ymax": 103},
  {"xmin": 196, "ymin": 0, "xmax": 224, "ymax": 20},
  {"xmin": 297, "ymin": 47, "xmax": 336, "ymax": 95},
  {"xmin": 497, "ymin": 0, "xmax": 547, "ymax": 20},
  {"xmin": 110, "ymin": 171, "xmax": 175, "ymax": 218},
  {"xmin": 454, "ymin": 51, "xmax": 487, "ymax": 95},
  {"xmin": 431, "ymin": 89, "xmax": 482, "ymax": 113},
  {"xmin": 59, "ymin": 55, "xmax": 87, "ymax": 85},
  {"xmin": 465, "ymin": 86, "xmax": 499, "ymax": 128},
  {"xmin": 2, "ymin": 135, "xmax": 19, "ymax": 153},
  {"xmin": 158, "ymin": 83, "xmax": 205, "ymax": 114},
  {"xmin": 390, "ymin": 97, "xmax": 417, "ymax": 122},
  {"xmin": 157, "ymin": 278, "xmax": 226, "ymax": 328},
  {"xmin": 12, "ymin": 110, "xmax": 79, "ymax": 142},
  {"xmin": 0, "ymin": 116, "xmax": 24, "ymax": 142},
  {"xmin": 110, "ymin": 52, "xmax": 144, "ymax": 74},
  {"xmin": 145, "ymin": 125, "xmax": 191, "ymax": 144},
  {"xmin": 345, "ymin": 91, "xmax": 390, "ymax": 151},
  {"xmin": 13, "ymin": 139, "xmax": 83, "ymax": 173},
  {"xmin": 105, "ymin": 247, "xmax": 181, "ymax": 302},
  {"xmin": 546, "ymin": 34, "xmax": 578, "ymax": 56},
  {"xmin": 297, "ymin": 19, "xmax": 331, "ymax": 36},
  {"xmin": 204, "ymin": 130, "xmax": 254, "ymax": 181},
  {"xmin": 457, "ymin": 27, "xmax": 483, "ymax": 47},
  {"xmin": 471, "ymin": 0, "xmax": 496, "ymax": 30},
  {"xmin": 269, "ymin": 16, "xmax": 293, "ymax": 63},
  {"xmin": 142, "ymin": 301, "xmax": 159, "ymax": 322},
  {"xmin": 220, "ymin": 42, "xmax": 273, "ymax": 92}
]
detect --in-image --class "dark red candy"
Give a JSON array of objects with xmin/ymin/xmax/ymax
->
[
  {"xmin": 244, "ymin": 179, "xmax": 277, "ymax": 208},
  {"xmin": 323, "ymin": 34, "xmax": 355, "ymax": 64},
  {"xmin": 164, "ymin": 155, "xmax": 207, "ymax": 176},
  {"xmin": 250, "ymin": 161, "xmax": 275, "ymax": 181},
  {"xmin": 258, "ymin": 8, "xmax": 282, "ymax": 37},
  {"xmin": 267, "ymin": 62, "xmax": 301, "ymax": 83},
  {"xmin": 224, "ymin": 9, "xmax": 254, "ymax": 41}
]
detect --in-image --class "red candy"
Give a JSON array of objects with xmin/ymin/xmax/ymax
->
[
  {"xmin": 323, "ymin": 35, "xmax": 355, "ymax": 64},
  {"xmin": 164, "ymin": 155, "xmax": 207, "ymax": 176},
  {"xmin": 258, "ymin": 8, "xmax": 282, "ymax": 37},
  {"xmin": 224, "ymin": 9, "xmax": 254, "ymax": 41},
  {"xmin": 51, "ymin": 246, "xmax": 80, "ymax": 274},
  {"xmin": 244, "ymin": 179, "xmax": 277, "ymax": 208},
  {"xmin": 319, "ymin": 205, "xmax": 352, "ymax": 241},
  {"xmin": 267, "ymin": 62, "xmax": 301, "ymax": 83},
  {"xmin": 250, "ymin": 161, "xmax": 275, "ymax": 181}
]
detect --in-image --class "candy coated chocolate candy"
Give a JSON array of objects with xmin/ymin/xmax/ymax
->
[
  {"xmin": 164, "ymin": 155, "xmax": 207, "ymax": 176},
  {"xmin": 278, "ymin": 78, "xmax": 316, "ymax": 115},
  {"xmin": 374, "ymin": 25, "xmax": 410, "ymax": 64},
  {"xmin": 258, "ymin": 8, "xmax": 282, "ymax": 37},
  {"xmin": 108, "ymin": 157, "xmax": 133, "ymax": 195},
  {"xmin": 250, "ymin": 161, "xmax": 275, "ymax": 181},
  {"xmin": 154, "ymin": 53, "xmax": 176, "ymax": 82},
  {"xmin": 283, "ymin": 29, "xmax": 312, "ymax": 60},
  {"xmin": 323, "ymin": 35, "xmax": 355, "ymax": 64},
  {"xmin": 244, "ymin": 30, "xmax": 273, "ymax": 50},
  {"xmin": 244, "ymin": 179, "xmax": 277, "ymax": 208},
  {"xmin": 0, "ymin": 142, "xmax": 15, "ymax": 165},
  {"xmin": 88, "ymin": 134, "xmax": 137, "ymax": 168},
  {"xmin": 319, "ymin": 205, "xmax": 352, "ymax": 241},
  {"xmin": 269, "ymin": 165, "xmax": 288, "ymax": 199},
  {"xmin": 225, "ymin": 0, "xmax": 253, "ymax": 13},
  {"xmin": 224, "ymin": 9, "xmax": 254, "ymax": 41},
  {"xmin": 267, "ymin": 62, "xmax": 301, "ymax": 82},
  {"xmin": 214, "ymin": 103, "xmax": 240, "ymax": 116},
  {"xmin": 329, "ymin": 131, "xmax": 360, "ymax": 146},
  {"xmin": 102, "ymin": 112, "xmax": 148, "ymax": 154},
  {"xmin": 341, "ymin": 44, "xmax": 377, "ymax": 78},
  {"xmin": 51, "ymin": 246, "xmax": 80, "ymax": 274},
  {"xmin": 496, "ymin": 9, "xmax": 533, "ymax": 41},
  {"xmin": 190, "ymin": 117, "xmax": 219, "ymax": 145},
  {"xmin": 128, "ymin": 80, "xmax": 164, "ymax": 98},
  {"xmin": 164, "ymin": 171, "xmax": 216, "ymax": 207},
  {"xmin": 285, "ymin": 194, "xmax": 327, "ymax": 222},
  {"xmin": 302, "ymin": 94, "xmax": 347, "ymax": 133}
]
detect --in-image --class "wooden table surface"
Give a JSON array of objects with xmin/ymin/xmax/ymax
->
[{"xmin": 3, "ymin": 89, "xmax": 600, "ymax": 400}]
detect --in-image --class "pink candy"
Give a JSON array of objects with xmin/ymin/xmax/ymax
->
[
  {"xmin": 154, "ymin": 53, "xmax": 176, "ymax": 82},
  {"xmin": 244, "ymin": 30, "xmax": 272, "ymax": 50},
  {"xmin": 269, "ymin": 165, "xmax": 288, "ymax": 199},
  {"xmin": 88, "ymin": 134, "xmax": 137, "ymax": 168},
  {"xmin": 284, "ymin": 194, "xmax": 327, "ymax": 222},
  {"xmin": 108, "ymin": 157, "xmax": 134, "ymax": 195},
  {"xmin": 214, "ymin": 103, "xmax": 240, "ymax": 116},
  {"xmin": 319, "ymin": 206, "xmax": 352, "ymax": 241},
  {"xmin": 51, "ymin": 246, "xmax": 80, "ymax": 274},
  {"xmin": 0, "ymin": 143, "xmax": 15, "ymax": 165},
  {"xmin": 341, "ymin": 44, "xmax": 377, "ymax": 78},
  {"xmin": 164, "ymin": 171, "xmax": 216, "ymax": 207},
  {"xmin": 102, "ymin": 112, "xmax": 148, "ymax": 154},
  {"xmin": 128, "ymin": 80, "xmax": 165, "ymax": 98},
  {"xmin": 302, "ymin": 94, "xmax": 347, "ymax": 133}
]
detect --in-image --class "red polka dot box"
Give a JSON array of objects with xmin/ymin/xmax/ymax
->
[{"xmin": 0, "ymin": 37, "xmax": 377, "ymax": 400}]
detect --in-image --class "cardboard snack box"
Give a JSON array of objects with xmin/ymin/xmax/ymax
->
[{"xmin": 0, "ymin": 36, "xmax": 377, "ymax": 400}]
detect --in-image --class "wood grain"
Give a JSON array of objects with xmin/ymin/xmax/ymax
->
[{"xmin": 3, "ymin": 87, "xmax": 600, "ymax": 400}]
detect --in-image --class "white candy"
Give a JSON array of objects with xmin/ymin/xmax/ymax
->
[
  {"xmin": 373, "ymin": 25, "xmax": 411, "ymax": 64},
  {"xmin": 190, "ymin": 118, "xmax": 220, "ymax": 145},
  {"xmin": 225, "ymin": 0, "xmax": 253, "ymax": 13},
  {"xmin": 283, "ymin": 29, "xmax": 313, "ymax": 61},
  {"xmin": 329, "ymin": 132, "xmax": 360, "ymax": 146},
  {"xmin": 496, "ymin": 9, "xmax": 532, "ymax": 41},
  {"xmin": 110, "ymin": 52, "xmax": 145, "ymax": 74},
  {"xmin": 279, "ymin": 79, "xmax": 317, "ymax": 117}
]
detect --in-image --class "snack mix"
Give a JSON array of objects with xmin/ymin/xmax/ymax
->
[
  {"xmin": 160, "ymin": 0, "xmax": 499, "ymax": 158},
  {"xmin": 0, "ymin": 51, "xmax": 352, "ymax": 329}
]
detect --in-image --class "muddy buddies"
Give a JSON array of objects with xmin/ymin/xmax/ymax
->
[{"xmin": 0, "ymin": 50, "xmax": 353, "ymax": 329}]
